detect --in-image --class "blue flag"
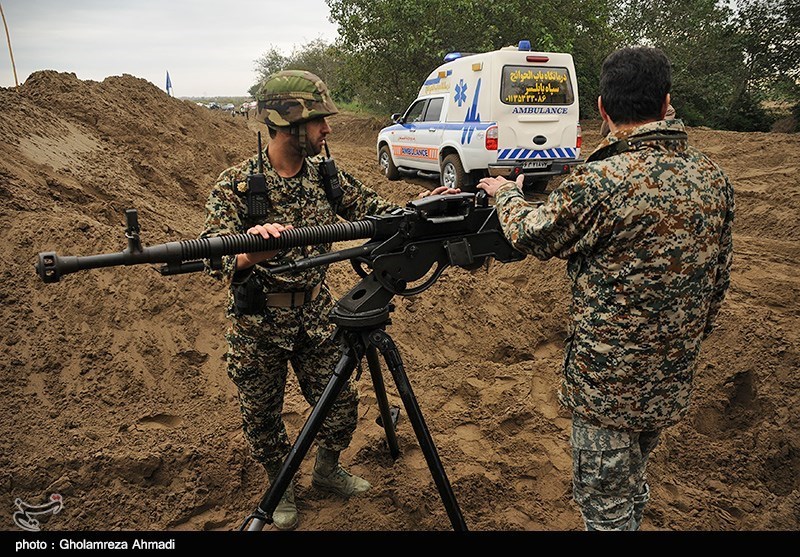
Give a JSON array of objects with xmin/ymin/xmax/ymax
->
[{"xmin": 165, "ymin": 71, "xmax": 172, "ymax": 96}]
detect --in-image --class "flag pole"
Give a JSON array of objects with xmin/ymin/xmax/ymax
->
[{"xmin": 0, "ymin": 2, "xmax": 19, "ymax": 90}]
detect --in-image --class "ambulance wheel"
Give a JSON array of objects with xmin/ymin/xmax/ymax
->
[
  {"xmin": 441, "ymin": 154, "xmax": 470, "ymax": 191},
  {"xmin": 379, "ymin": 145, "xmax": 400, "ymax": 180}
]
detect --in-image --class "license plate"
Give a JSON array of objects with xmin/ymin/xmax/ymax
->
[{"xmin": 522, "ymin": 160, "xmax": 548, "ymax": 170}]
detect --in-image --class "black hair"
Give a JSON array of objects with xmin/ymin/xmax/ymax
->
[{"xmin": 599, "ymin": 47, "xmax": 672, "ymax": 125}]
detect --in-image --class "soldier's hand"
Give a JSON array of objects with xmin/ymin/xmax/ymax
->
[
  {"xmin": 477, "ymin": 175, "xmax": 523, "ymax": 197},
  {"xmin": 418, "ymin": 186, "xmax": 461, "ymax": 199},
  {"xmin": 236, "ymin": 223, "xmax": 293, "ymax": 269}
]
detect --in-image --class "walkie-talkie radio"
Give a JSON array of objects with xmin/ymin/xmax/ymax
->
[
  {"xmin": 319, "ymin": 140, "xmax": 343, "ymax": 205},
  {"xmin": 241, "ymin": 131, "xmax": 270, "ymax": 219}
]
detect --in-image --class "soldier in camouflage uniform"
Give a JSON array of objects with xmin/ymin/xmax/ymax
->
[
  {"xmin": 477, "ymin": 47, "xmax": 734, "ymax": 530},
  {"xmin": 200, "ymin": 70, "xmax": 456, "ymax": 530}
]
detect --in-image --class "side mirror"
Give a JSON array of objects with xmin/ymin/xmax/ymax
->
[{"xmin": 391, "ymin": 112, "xmax": 403, "ymax": 124}]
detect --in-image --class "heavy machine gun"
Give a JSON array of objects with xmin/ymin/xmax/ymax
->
[
  {"xmin": 35, "ymin": 191, "xmax": 524, "ymax": 531},
  {"xmin": 36, "ymin": 192, "xmax": 521, "ymax": 290}
]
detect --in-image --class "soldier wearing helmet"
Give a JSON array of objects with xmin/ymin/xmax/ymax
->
[
  {"xmin": 200, "ymin": 70, "xmax": 458, "ymax": 530},
  {"xmin": 255, "ymin": 69, "xmax": 339, "ymax": 157}
]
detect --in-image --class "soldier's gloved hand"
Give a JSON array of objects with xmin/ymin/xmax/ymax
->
[{"xmin": 235, "ymin": 223, "xmax": 293, "ymax": 270}]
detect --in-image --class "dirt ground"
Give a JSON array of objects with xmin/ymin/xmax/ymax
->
[{"xmin": 1, "ymin": 71, "xmax": 798, "ymax": 532}]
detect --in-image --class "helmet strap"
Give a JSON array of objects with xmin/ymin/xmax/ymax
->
[{"xmin": 290, "ymin": 123, "xmax": 310, "ymax": 159}]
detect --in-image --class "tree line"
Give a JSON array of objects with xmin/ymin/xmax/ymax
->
[{"xmin": 250, "ymin": 0, "xmax": 799, "ymax": 132}]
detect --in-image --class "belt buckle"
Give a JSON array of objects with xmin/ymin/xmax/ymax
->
[
  {"xmin": 289, "ymin": 287, "xmax": 315, "ymax": 308},
  {"xmin": 291, "ymin": 290, "xmax": 310, "ymax": 308}
]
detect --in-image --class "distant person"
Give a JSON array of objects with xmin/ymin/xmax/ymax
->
[
  {"xmin": 200, "ymin": 70, "xmax": 456, "ymax": 530},
  {"xmin": 477, "ymin": 47, "xmax": 734, "ymax": 531}
]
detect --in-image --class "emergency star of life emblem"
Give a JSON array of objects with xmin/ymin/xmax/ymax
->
[
  {"xmin": 455, "ymin": 80, "xmax": 467, "ymax": 107},
  {"xmin": 13, "ymin": 493, "xmax": 64, "ymax": 531}
]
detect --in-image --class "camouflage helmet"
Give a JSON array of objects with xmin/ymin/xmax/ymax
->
[{"xmin": 255, "ymin": 70, "xmax": 338, "ymax": 128}]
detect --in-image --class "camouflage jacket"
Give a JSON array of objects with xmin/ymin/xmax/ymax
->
[
  {"xmin": 494, "ymin": 120, "xmax": 735, "ymax": 430},
  {"xmin": 201, "ymin": 148, "xmax": 399, "ymax": 350}
]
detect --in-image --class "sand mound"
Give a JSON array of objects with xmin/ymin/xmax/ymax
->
[{"xmin": 2, "ymin": 71, "xmax": 798, "ymax": 531}]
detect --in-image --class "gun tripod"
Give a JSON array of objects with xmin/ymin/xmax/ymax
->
[{"xmin": 239, "ymin": 272, "xmax": 467, "ymax": 531}]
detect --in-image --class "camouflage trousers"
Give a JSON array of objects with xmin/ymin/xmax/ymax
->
[
  {"xmin": 225, "ymin": 320, "xmax": 359, "ymax": 471},
  {"xmin": 570, "ymin": 413, "xmax": 661, "ymax": 531}
]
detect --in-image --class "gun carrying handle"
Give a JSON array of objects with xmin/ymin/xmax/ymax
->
[
  {"xmin": 124, "ymin": 209, "xmax": 142, "ymax": 253},
  {"xmin": 424, "ymin": 215, "xmax": 467, "ymax": 224}
]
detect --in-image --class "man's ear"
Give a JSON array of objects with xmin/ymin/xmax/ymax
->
[
  {"xmin": 660, "ymin": 94, "xmax": 671, "ymax": 119},
  {"xmin": 598, "ymin": 96, "xmax": 609, "ymax": 122}
]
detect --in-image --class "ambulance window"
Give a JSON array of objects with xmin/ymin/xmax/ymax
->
[
  {"xmin": 500, "ymin": 66, "xmax": 574, "ymax": 105},
  {"xmin": 404, "ymin": 100, "xmax": 427, "ymax": 123},
  {"xmin": 423, "ymin": 98, "xmax": 444, "ymax": 122}
]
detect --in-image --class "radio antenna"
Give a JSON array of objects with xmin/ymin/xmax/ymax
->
[{"xmin": 257, "ymin": 131, "xmax": 264, "ymax": 172}]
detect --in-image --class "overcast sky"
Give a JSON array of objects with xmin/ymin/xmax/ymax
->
[{"xmin": 0, "ymin": 0, "xmax": 339, "ymax": 97}]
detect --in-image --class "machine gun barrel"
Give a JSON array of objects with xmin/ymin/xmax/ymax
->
[
  {"xmin": 36, "ymin": 218, "xmax": 377, "ymax": 283},
  {"xmin": 35, "ymin": 193, "xmax": 523, "ymax": 286}
]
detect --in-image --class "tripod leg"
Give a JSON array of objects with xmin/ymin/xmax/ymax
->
[
  {"xmin": 369, "ymin": 330, "xmax": 468, "ymax": 531},
  {"xmin": 365, "ymin": 344, "xmax": 400, "ymax": 459},
  {"xmin": 243, "ymin": 342, "xmax": 362, "ymax": 530}
]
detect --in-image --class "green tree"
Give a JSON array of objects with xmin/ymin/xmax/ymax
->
[
  {"xmin": 327, "ymin": 0, "xmax": 616, "ymax": 115},
  {"xmin": 610, "ymin": 0, "xmax": 799, "ymax": 130},
  {"xmin": 729, "ymin": 0, "xmax": 800, "ymax": 130},
  {"xmin": 610, "ymin": 0, "xmax": 743, "ymax": 127},
  {"xmin": 267, "ymin": 0, "xmax": 797, "ymax": 131},
  {"xmin": 250, "ymin": 39, "xmax": 346, "ymax": 99},
  {"xmin": 250, "ymin": 47, "xmax": 290, "ymax": 96}
]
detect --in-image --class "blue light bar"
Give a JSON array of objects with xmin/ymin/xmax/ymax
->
[
  {"xmin": 518, "ymin": 40, "xmax": 531, "ymax": 51},
  {"xmin": 444, "ymin": 52, "xmax": 463, "ymax": 62}
]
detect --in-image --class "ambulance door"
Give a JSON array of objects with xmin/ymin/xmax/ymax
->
[
  {"xmin": 393, "ymin": 98, "xmax": 441, "ymax": 172},
  {"xmin": 496, "ymin": 63, "xmax": 579, "ymax": 170},
  {"xmin": 417, "ymin": 96, "xmax": 446, "ymax": 172}
]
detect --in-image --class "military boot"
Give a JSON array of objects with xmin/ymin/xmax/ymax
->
[
  {"xmin": 312, "ymin": 447, "xmax": 371, "ymax": 497},
  {"xmin": 266, "ymin": 466, "xmax": 298, "ymax": 531}
]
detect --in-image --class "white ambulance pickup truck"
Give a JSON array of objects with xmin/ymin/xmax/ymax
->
[{"xmin": 377, "ymin": 41, "xmax": 582, "ymax": 192}]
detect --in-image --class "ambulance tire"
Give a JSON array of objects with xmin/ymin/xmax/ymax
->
[
  {"xmin": 441, "ymin": 154, "xmax": 472, "ymax": 191},
  {"xmin": 379, "ymin": 145, "xmax": 400, "ymax": 180}
]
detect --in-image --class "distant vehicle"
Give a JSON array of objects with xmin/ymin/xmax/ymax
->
[
  {"xmin": 221, "ymin": 103, "xmax": 235, "ymax": 111},
  {"xmin": 207, "ymin": 102, "xmax": 221, "ymax": 110},
  {"xmin": 240, "ymin": 101, "xmax": 257, "ymax": 113},
  {"xmin": 377, "ymin": 40, "xmax": 582, "ymax": 192}
]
